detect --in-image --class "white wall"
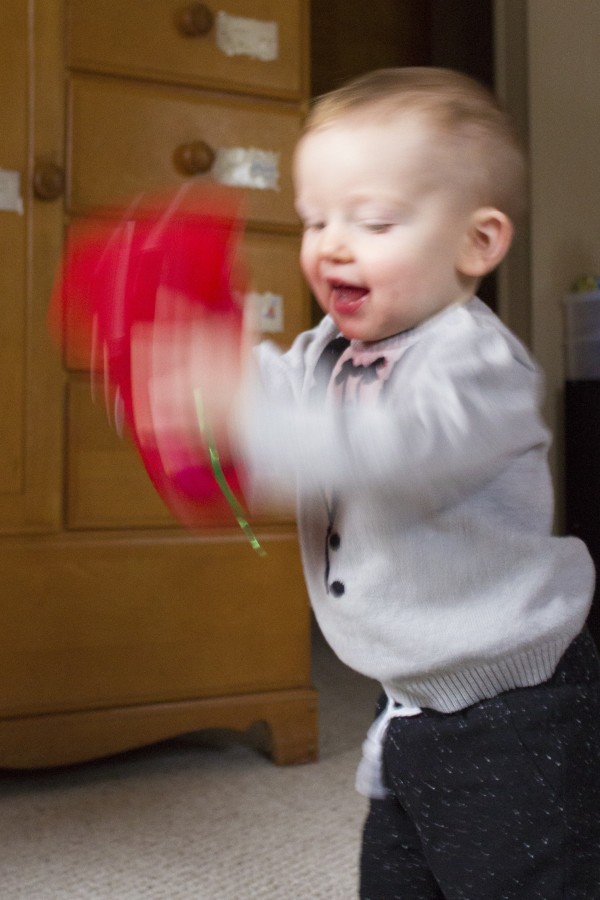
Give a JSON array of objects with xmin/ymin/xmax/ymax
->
[{"xmin": 498, "ymin": 0, "xmax": 600, "ymax": 525}]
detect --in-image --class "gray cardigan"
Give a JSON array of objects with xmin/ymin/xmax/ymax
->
[{"xmin": 237, "ymin": 297, "xmax": 595, "ymax": 712}]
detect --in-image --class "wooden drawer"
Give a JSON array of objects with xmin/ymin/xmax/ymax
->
[
  {"xmin": 245, "ymin": 230, "xmax": 310, "ymax": 345},
  {"xmin": 67, "ymin": 0, "xmax": 308, "ymax": 101},
  {"xmin": 0, "ymin": 530, "xmax": 309, "ymax": 716},
  {"xmin": 67, "ymin": 370, "xmax": 296, "ymax": 530},
  {"xmin": 68, "ymin": 375, "xmax": 291, "ymax": 531},
  {"xmin": 67, "ymin": 74, "xmax": 303, "ymax": 226},
  {"xmin": 64, "ymin": 228, "xmax": 306, "ymax": 371},
  {"xmin": 67, "ymin": 376, "xmax": 174, "ymax": 530}
]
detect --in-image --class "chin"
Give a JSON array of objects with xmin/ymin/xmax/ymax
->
[
  {"xmin": 333, "ymin": 320, "xmax": 362, "ymax": 341},
  {"xmin": 339, "ymin": 327, "xmax": 378, "ymax": 344}
]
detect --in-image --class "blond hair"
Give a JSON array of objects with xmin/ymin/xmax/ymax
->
[{"xmin": 305, "ymin": 68, "xmax": 527, "ymax": 224}]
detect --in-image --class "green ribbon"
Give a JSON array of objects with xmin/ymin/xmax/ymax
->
[{"xmin": 193, "ymin": 388, "xmax": 266, "ymax": 556}]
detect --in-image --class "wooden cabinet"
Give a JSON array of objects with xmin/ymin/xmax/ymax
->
[
  {"xmin": 68, "ymin": 0, "xmax": 306, "ymax": 100},
  {"xmin": 67, "ymin": 75, "xmax": 303, "ymax": 227},
  {"xmin": 0, "ymin": 0, "xmax": 64, "ymax": 536},
  {"xmin": 0, "ymin": 0, "xmax": 317, "ymax": 768}
]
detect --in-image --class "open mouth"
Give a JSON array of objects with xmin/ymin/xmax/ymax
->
[{"xmin": 329, "ymin": 281, "xmax": 369, "ymax": 314}]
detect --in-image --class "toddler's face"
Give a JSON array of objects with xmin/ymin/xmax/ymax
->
[{"xmin": 293, "ymin": 112, "xmax": 478, "ymax": 342}]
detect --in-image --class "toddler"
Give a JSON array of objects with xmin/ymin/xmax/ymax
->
[{"xmin": 232, "ymin": 68, "xmax": 600, "ymax": 898}]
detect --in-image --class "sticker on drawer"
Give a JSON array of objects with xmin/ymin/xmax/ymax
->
[
  {"xmin": 216, "ymin": 11, "xmax": 279, "ymax": 61},
  {"xmin": 247, "ymin": 291, "xmax": 284, "ymax": 333},
  {"xmin": 0, "ymin": 169, "xmax": 23, "ymax": 214},
  {"xmin": 213, "ymin": 147, "xmax": 279, "ymax": 191}
]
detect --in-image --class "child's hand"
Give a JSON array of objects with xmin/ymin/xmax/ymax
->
[{"xmin": 132, "ymin": 296, "xmax": 247, "ymax": 471}]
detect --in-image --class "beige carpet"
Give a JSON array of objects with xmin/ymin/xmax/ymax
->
[{"xmin": 0, "ymin": 625, "xmax": 378, "ymax": 899}]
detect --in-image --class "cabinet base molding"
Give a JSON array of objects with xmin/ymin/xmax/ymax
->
[
  {"xmin": 0, "ymin": 528, "xmax": 317, "ymax": 767},
  {"xmin": 0, "ymin": 687, "xmax": 318, "ymax": 769}
]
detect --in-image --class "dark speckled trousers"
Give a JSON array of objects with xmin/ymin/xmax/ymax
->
[{"xmin": 360, "ymin": 630, "xmax": 600, "ymax": 899}]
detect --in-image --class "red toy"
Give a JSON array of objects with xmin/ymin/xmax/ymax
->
[{"xmin": 50, "ymin": 184, "xmax": 258, "ymax": 539}]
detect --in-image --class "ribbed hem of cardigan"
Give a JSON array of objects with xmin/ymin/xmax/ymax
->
[{"xmin": 382, "ymin": 637, "xmax": 572, "ymax": 714}]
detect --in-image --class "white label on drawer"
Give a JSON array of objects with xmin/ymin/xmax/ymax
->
[
  {"xmin": 216, "ymin": 11, "xmax": 279, "ymax": 61},
  {"xmin": 247, "ymin": 291, "xmax": 284, "ymax": 333},
  {"xmin": 0, "ymin": 169, "xmax": 23, "ymax": 214},
  {"xmin": 212, "ymin": 147, "xmax": 279, "ymax": 191}
]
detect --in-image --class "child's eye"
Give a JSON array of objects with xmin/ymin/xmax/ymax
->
[
  {"xmin": 362, "ymin": 222, "xmax": 393, "ymax": 234},
  {"xmin": 302, "ymin": 220, "xmax": 325, "ymax": 232}
]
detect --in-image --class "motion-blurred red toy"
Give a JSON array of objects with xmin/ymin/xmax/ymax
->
[{"xmin": 49, "ymin": 184, "xmax": 254, "ymax": 534}]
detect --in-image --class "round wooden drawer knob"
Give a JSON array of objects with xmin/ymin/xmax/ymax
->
[
  {"xmin": 173, "ymin": 140, "xmax": 216, "ymax": 176},
  {"xmin": 175, "ymin": 3, "xmax": 214, "ymax": 37},
  {"xmin": 33, "ymin": 161, "xmax": 65, "ymax": 201}
]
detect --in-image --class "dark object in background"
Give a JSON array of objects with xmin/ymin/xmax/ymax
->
[{"xmin": 565, "ymin": 380, "xmax": 600, "ymax": 646}]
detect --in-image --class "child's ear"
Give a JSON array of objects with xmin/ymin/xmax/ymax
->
[{"xmin": 457, "ymin": 207, "xmax": 514, "ymax": 278}]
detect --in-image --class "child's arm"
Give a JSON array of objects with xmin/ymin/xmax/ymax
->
[{"xmin": 233, "ymin": 311, "xmax": 549, "ymax": 515}]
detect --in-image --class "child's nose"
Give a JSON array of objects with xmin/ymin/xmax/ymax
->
[{"xmin": 319, "ymin": 223, "xmax": 352, "ymax": 262}]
